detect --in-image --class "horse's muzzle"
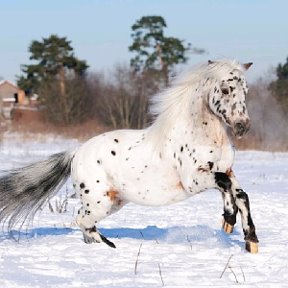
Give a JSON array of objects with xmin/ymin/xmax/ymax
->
[{"xmin": 233, "ymin": 121, "xmax": 250, "ymax": 138}]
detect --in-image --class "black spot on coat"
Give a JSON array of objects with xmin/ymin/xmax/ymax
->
[{"xmin": 208, "ymin": 161, "xmax": 214, "ymax": 170}]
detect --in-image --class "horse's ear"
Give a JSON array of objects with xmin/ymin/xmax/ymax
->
[
  {"xmin": 242, "ymin": 62, "xmax": 253, "ymax": 70},
  {"xmin": 208, "ymin": 60, "xmax": 214, "ymax": 65}
]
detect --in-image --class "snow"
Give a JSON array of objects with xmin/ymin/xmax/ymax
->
[{"xmin": 0, "ymin": 136, "xmax": 288, "ymax": 287}]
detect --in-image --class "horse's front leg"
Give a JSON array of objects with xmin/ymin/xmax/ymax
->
[
  {"xmin": 221, "ymin": 190, "xmax": 238, "ymax": 234},
  {"xmin": 214, "ymin": 172, "xmax": 238, "ymax": 233},
  {"xmin": 215, "ymin": 171, "xmax": 259, "ymax": 253}
]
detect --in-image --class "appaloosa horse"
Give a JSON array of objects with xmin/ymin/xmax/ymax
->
[{"xmin": 0, "ymin": 59, "xmax": 258, "ymax": 253}]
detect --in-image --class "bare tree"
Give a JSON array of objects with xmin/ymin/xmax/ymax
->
[
  {"xmin": 39, "ymin": 76, "xmax": 93, "ymax": 125},
  {"xmin": 90, "ymin": 64, "xmax": 159, "ymax": 130}
]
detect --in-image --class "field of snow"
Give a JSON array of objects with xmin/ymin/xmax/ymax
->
[{"xmin": 0, "ymin": 135, "xmax": 288, "ymax": 288}]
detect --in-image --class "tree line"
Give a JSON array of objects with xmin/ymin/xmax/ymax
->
[
  {"xmin": 16, "ymin": 15, "xmax": 288, "ymax": 150},
  {"xmin": 17, "ymin": 16, "xmax": 204, "ymax": 127}
]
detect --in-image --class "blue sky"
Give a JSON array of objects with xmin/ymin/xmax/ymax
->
[{"xmin": 0, "ymin": 0, "xmax": 287, "ymax": 82}]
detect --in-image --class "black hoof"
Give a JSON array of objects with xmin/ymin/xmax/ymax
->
[{"xmin": 100, "ymin": 234, "xmax": 116, "ymax": 248}]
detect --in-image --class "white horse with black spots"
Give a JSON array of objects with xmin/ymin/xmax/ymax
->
[{"xmin": 0, "ymin": 59, "xmax": 259, "ymax": 253}]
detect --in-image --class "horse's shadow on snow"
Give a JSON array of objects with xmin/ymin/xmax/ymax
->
[
  {"xmin": 2, "ymin": 225, "xmax": 243, "ymax": 248},
  {"xmin": 0, "ymin": 227, "xmax": 73, "ymax": 242},
  {"xmin": 100, "ymin": 225, "xmax": 243, "ymax": 248}
]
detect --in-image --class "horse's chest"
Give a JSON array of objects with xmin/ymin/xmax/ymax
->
[{"xmin": 174, "ymin": 144, "xmax": 234, "ymax": 193}]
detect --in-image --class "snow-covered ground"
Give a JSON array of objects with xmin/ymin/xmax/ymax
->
[{"xmin": 0, "ymin": 135, "xmax": 288, "ymax": 288}]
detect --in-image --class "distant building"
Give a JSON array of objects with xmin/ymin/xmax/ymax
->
[{"xmin": 0, "ymin": 80, "xmax": 27, "ymax": 120}]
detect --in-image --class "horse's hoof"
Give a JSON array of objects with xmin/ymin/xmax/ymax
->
[
  {"xmin": 222, "ymin": 220, "xmax": 234, "ymax": 234},
  {"xmin": 100, "ymin": 234, "xmax": 116, "ymax": 248},
  {"xmin": 83, "ymin": 234, "xmax": 95, "ymax": 244},
  {"xmin": 245, "ymin": 241, "xmax": 258, "ymax": 254}
]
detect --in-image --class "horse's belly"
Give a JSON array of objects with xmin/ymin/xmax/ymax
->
[
  {"xmin": 117, "ymin": 168, "xmax": 190, "ymax": 206},
  {"xmin": 121, "ymin": 183, "xmax": 189, "ymax": 206}
]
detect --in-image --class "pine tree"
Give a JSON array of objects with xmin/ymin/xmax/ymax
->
[
  {"xmin": 18, "ymin": 34, "xmax": 88, "ymax": 96},
  {"xmin": 270, "ymin": 57, "xmax": 288, "ymax": 112},
  {"xmin": 129, "ymin": 16, "xmax": 204, "ymax": 85},
  {"xmin": 17, "ymin": 35, "xmax": 91, "ymax": 125}
]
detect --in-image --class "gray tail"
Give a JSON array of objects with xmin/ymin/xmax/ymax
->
[{"xmin": 0, "ymin": 151, "xmax": 74, "ymax": 230}]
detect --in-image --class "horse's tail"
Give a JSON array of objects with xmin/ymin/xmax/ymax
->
[{"xmin": 0, "ymin": 151, "xmax": 75, "ymax": 230}]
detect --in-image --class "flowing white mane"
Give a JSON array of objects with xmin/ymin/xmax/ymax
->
[{"xmin": 146, "ymin": 59, "xmax": 244, "ymax": 149}]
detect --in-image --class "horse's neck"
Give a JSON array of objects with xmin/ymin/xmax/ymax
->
[
  {"xmin": 147, "ymin": 81, "xmax": 230, "ymax": 153},
  {"xmin": 171, "ymin": 107, "xmax": 228, "ymax": 145},
  {"xmin": 166, "ymin": 97, "xmax": 230, "ymax": 151}
]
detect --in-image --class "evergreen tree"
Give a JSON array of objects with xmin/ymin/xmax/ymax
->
[
  {"xmin": 129, "ymin": 15, "xmax": 204, "ymax": 85},
  {"xmin": 270, "ymin": 57, "xmax": 288, "ymax": 112},
  {"xmin": 18, "ymin": 34, "xmax": 88, "ymax": 95},
  {"xmin": 17, "ymin": 35, "xmax": 91, "ymax": 125}
]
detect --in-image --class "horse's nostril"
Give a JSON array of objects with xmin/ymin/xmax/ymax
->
[
  {"xmin": 235, "ymin": 122, "xmax": 244, "ymax": 130},
  {"xmin": 234, "ymin": 122, "xmax": 246, "ymax": 137}
]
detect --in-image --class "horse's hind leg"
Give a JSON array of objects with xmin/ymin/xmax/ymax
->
[
  {"xmin": 76, "ymin": 194, "xmax": 116, "ymax": 248},
  {"xmin": 75, "ymin": 180, "xmax": 125, "ymax": 248}
]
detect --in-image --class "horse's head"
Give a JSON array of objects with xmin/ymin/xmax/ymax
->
[{"xmin": 207, "ymin": 61, "xmax": 252, "ymax": 138}]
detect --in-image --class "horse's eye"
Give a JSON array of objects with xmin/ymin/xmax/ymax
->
[{"xmin": 221, "ymin": 88, "xmax": 229, "ymax": 95}]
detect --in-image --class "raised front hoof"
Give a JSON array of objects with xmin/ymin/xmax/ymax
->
[
  {"xmin": 245, "ymin": 241, "xmax": 258, "ymax": 254},
  {"xmin": 222, "ymin": 220, "xmax": 234, "ymax": 234}
]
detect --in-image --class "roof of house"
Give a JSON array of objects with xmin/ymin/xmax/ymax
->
[{"xmin": 0, "ymin": 80, "xmax": 19, "ymax": 89}]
